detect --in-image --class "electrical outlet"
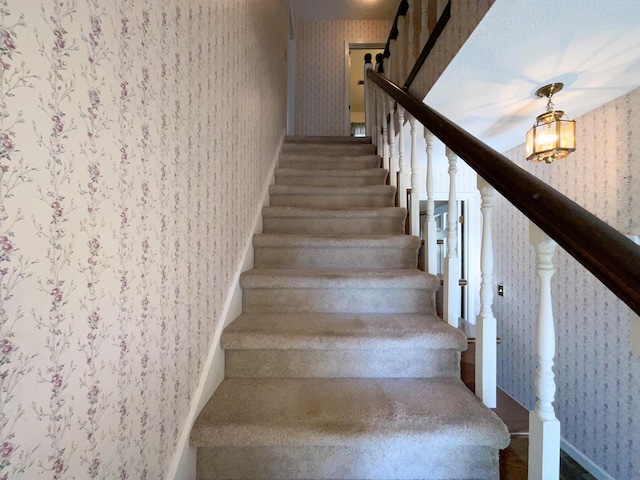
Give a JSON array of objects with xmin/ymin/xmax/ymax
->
[{"xmin": 497, "ymin": 283, "xmax": 504, "ymax": 296}]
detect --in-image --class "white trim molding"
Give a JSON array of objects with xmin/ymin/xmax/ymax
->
[
  {"xmin": 167, "ymin": 132, "xmax": 285, "ymax": 480},
  {"xmin": 560, "ymin": 438, "xmax": 615, "ymax": 480}
]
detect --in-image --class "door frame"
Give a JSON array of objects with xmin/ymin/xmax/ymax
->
[
  {"xmin": 344, "ymin": 41, "xmax": 385, "ymax": 136},
  {"xmin": 428, "ymin": 192, "xmax": 479, "ymax": 324}
]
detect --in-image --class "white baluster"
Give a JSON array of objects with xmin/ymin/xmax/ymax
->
[
  {"xmin": 407, "ymin": 4, "xmax": 415, "ymax": 79},
  {"xmin": 387, "ymin": 98, "xmax": 397, "ymax": 189},
  {"xmin": 409, "ymin": 116, "xmax": 419, "ymax": 236},
  {"xmin": 397, "ymin": 105, "xmax": 407, "ymax": 209},
  {"xmin": 437, "ymin": 0, "xmax": 447, "ymax": 19},
  {"xmin": 396, "ymin": 18, "xmax": 405, "ymax": 83},
  {"xmin": 528, "ymin": 223, "xmax": 561, "ymax": 480},
  {"xmin": 388, "ymin": 39, "xmax": 396, "ymax": 84},
  {"xmin": 376, "ymin": 88, "xmax": 383, "ymax": 155},
  {"xmin": 476, "ymin": 177, "xmax": 497, "ymax": 408},
  {"xmin": 369, "ymin": 86, "xmax": 382, "ymax": 147},
  {"xmin": 364, "ymin": 57, "xmax": 373, "ymax": 138},
  {"xmin": 420, "ymin": 0, "xmax": 429, "ymax": 48},
  {"xmin": 370, "ymin": 85, "xmax": 377, "ymax": 148},
  {"xmin": 443, "ymin": 146, "xmax": 460, "ymax": 327},
  {"xmin": 381, "ymin": 94, "xmax": 390, "ymax": 173},
  {"xmin": 424, "ymin": 128, "xmax": 436, "ymax": 275}
]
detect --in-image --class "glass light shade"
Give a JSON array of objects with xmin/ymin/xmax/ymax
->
[{"xmin": 526, "ymin": 110, "xmax": 576, "ymax": 163}]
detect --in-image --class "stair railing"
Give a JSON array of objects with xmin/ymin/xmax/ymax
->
[
  {"xmin": 371, "ymin": 6, "xmax": 640, "ymax": 477},
  {"xmin": 366, "ymin": 67, "xmax": 640, "ymax": 480}
]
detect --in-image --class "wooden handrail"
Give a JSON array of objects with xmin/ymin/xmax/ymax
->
[{"xmin": 368, "ymin": 68, "xmax": 640, "ymax": 316}]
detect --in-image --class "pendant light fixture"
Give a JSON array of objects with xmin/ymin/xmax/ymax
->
[{"xmin": 525, "ymin": 82, "xmax": 576, "ymax": 163}]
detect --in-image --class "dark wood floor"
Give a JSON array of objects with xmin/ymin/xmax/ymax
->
[{"xmin": 461, "ymin": 341, "xmax": 596, "ymax": 480}]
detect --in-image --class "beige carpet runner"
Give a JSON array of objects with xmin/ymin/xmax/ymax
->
[{"xmin": 190, "ymin": 136, "xmax": 509, "ymax": 479}]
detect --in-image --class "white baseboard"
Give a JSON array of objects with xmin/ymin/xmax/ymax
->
[
  {"xmin": 167, "ymin": 132, "xmax": 284, "ymax": 480},
  {"xmin": 561, "ymin": 437, "xmax": 614, "ymax": 480}
]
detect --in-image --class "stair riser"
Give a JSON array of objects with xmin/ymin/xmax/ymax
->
[
  {"xmin": 196, "ymin": 445, "xmax": 500, "ymax": 479},
  {"xmin": 279, "ymin": 157, "xmax": 380, "ymax": 170},
  {"xmin": 270, "ymin": 192, "xmax": 394, "ymax": 208},
  {"xmin": 254, "ymin": 246, "xmax": 418, "ymax": 269},
  {"xmin": 275, "ymin": 173, "xmax": 386, "ymax": 187},
  {"xmin": 225, "ymin": 349, "xmax": 460, "ymax": 378},
  {"xmin": 263, "ymin": 216, "xmax": 405, "ymax": 235},
  {"xmin": 282, "ymin": 144, "xmax": 376, "ymax": 155},
  {"xmin": 242, "ymin": 288, "xmax": 435, "ymax": 314}
]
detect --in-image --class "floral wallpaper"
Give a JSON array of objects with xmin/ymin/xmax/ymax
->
[
  {"xmin": 294, "ymin": 19, "xmax": 391, "ymax": 136},
  {"xmin": 494, "ymin": 87, "xmax": 640, "ymax": 479},
  {"xmin": 0, "ymin": 0, "xmax": 288, "ymax": 478}
]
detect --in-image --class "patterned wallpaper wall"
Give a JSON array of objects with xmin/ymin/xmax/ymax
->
[
  {"xmin": 294, "ymin": 19, "xmax": 391, "ymax": 136},
  {"xmin": 494, "ymin": 88, "xmax": 640, "ymax": 479},
  {"xmin": 0, "ymin": 0, "xmax": 288, "ymax": 478}
]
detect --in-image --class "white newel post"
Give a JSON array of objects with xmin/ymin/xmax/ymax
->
[
  {"xmin": 529, "ymin": 223, "xmax": 561, "ymax": 480},
  {"xmin": 443, "ymin": 146, "xmax": 460, "ymax": 327},
  {"xmin": 381, "ymin": 94, "xmax": 390, "ymax": 172},
  {"xmin": 424, "ymin": 128, "xmax": 437, "ymax": 275},
  {"xmin": 476, "ymin": 177, "xmax": 497, "ymax": 408},
  {"xmin": 409, "ymin": 116, "xmax": 419, "ymax": 236},
  {"xmin": 397, "ymin": 105, "xmax": 407, "ymax": 209},
  {"xmin": 387, "ymin": 97, "xmax": 397, "ymax": 189}
]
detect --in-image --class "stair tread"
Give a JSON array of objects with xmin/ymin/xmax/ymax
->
[
  {"xmin": 280, "ymin": 153, "xmax": 379, "ymax": 160},
  {"xmin": 191, "ymin": 377, "xmax": 510, "ymax": 449},
  {"xmin": 240, "ymin": 268, "xmax": 439, "ymax": 290},
  {"xmin": 262, "ymin": 206, "xmax": 406, "ymax": 217},
  {"xmin": 285, "ymin": 135, "xmax": 372, "ymax": 144},
  {"xmin": 222, "ymin": 313, "xmax": 467, "ymax": 350},
  {"xmin": 270, "ymin": 184, "xmax": 396, "ymax": 195},
  {"xmin": 282, "ymin": 145, "xmax": 376, "ymax": 155},
  {"xmin": 253, "ymin": 234, "xmax": 418, "ymax": 248}
]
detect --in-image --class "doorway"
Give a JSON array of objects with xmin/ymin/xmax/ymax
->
[{"xmin": 345, "ymin": 42, "xmax": 384, "ymax": 136}]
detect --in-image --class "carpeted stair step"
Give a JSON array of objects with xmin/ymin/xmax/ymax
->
[
  {"xmin": 282, "ymin": 142, "xmax": 376, "ymax": 156},
  {"xmin": 262, "ymin": 206, "xmax": 406, "ymax": 235},
  {"xmin": 275, "ymin": 167, "xmax": 388, "ymax": 186},
  {"xmin": 240, "ymin": 268, "xmax": 438, "ymax": 314},
  {"xmin": 191, "ymin": 377, "xmax": 510, "ymax": 479},
  {"xmin": 253, "ymin": 234, "xmax": 420, "ymax": 269},
  {"xmin": 192, "ymin": 131, "xmax": 510, "ymax": 478},
  {"xmin": 222, "ymin": 313, "xmax": 467, "ymax": 378},
  {"xmin": 279, "ymin": 153, "xmax": 381, "ymax": 170},
  {"xmin": 269, "ymin": 184, "xmax": 396, "ymax": 208},
  {"xmin": 285, "ymin": 135, "xmax": 373, "ymax": 144}
]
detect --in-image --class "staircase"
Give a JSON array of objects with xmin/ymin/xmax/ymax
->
[{"xmin": 190, "ymin": 136, "xmax": 509, "ymax": 479}]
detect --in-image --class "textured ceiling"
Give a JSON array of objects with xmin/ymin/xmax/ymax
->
[
  {"xmin": 292, "ymin": 0, "xmax": 398, "ymax": 21},
  {"xmin": 425, "ymin": 0, "xmax": 640, "ymax": 153}
]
